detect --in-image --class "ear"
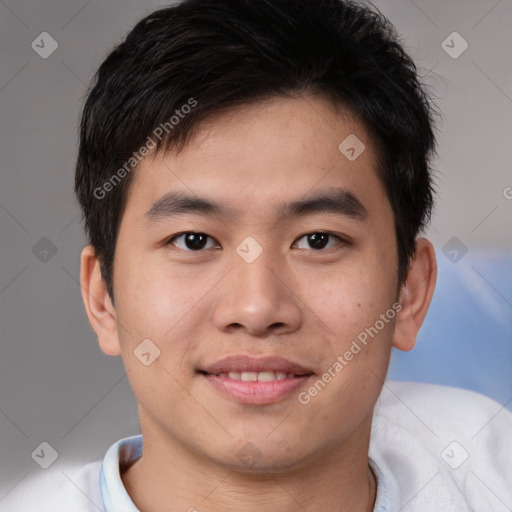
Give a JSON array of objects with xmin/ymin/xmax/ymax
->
[
  {"xmin": 80, "ymin": 245, "xmax": 121, "ymax": 356},
  {"xmin": 392, "ymin": 238, "xmax": 437, "ymax": 352}
]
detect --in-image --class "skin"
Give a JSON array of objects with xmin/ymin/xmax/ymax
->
[{"xmin": 80, "ymin": 94, "xmax": 437, "ymax": 512}]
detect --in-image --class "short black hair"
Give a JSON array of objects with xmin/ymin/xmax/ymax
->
[{"xmin": 75, "ymin": 0, "xmax": 437, "ymax": 300}]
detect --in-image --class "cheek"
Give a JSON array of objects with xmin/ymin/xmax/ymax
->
[
  {"xmin": 113, "ymin": 252, "xmax": 226, "ymax": 388},
  {"xmin": 303, "ymin": 255, "xmax": 397, "ymax": 343},
  {"xmin": 115, "ymin": 250, "xmax": 205, "ymax": 335},
  {"xmin": 113, "ymin": 257, "xmax": 207, "ymax": 411},
  {"xmin": 298, "ymin": 268, "xmax": 396, "ymax": 424}
]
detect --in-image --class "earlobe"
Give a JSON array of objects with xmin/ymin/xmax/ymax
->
[
  {"xmin": 80, "ymin": 245, "xmax": 121, "ymax": 356},
  {"xmin": 392, "ymin": 238, "xmax": 437, "ymax": 352}
]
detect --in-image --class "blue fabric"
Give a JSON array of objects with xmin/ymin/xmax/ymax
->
[{"xmin": 388, "ymin": 249, "xmax": 512, "ymax": 410}]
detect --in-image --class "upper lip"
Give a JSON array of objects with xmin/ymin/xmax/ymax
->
[{"xmin": 200, "ymin": 355, "xmax": 314, "ymax": 376}]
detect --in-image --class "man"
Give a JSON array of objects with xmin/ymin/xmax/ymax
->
[{"xmin": 6, "ymin": 0, "xmax": 511, "ymax": 510}]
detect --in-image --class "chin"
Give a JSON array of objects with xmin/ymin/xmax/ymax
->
[{"xmin": 201, "ymin": 436, "xmax": 314, "ymax": 475}]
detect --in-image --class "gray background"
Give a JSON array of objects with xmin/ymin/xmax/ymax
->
[{"xmin": 0, "ymin": 0, "xmax": 511, "ymax": 500}]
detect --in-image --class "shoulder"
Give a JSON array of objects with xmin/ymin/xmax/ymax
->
[
  {"xmin": 374, "ymin": 379, "xmax": 512, "ymax": 434},
  {"xmin": 370, "ymin": 380, "xmax": 512, "ymax": 511},
  {"xmin": 1, "ymin": 460, "xmax": 104, "ymax": 512}
]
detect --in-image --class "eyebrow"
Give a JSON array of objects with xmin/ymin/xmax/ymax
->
[
  {"xmin": 278, "ymin": 188, "xmax": 368, "ymax": 221},
  {"xmin": 144, "ymin": 188, "xmax": 368, "ymax": 223}
]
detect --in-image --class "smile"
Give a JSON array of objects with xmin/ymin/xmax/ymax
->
[{"xmin": 210, "ymin": 371, "xmax": 299, "ymax": 381}]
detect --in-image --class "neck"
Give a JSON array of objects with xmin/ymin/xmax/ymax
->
[{"xmin": 122, "ymin": 417, "xmax": 377, "ymax": 512}]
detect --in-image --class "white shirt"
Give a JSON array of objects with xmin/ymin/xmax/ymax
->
[{"xmin": 3, "ymin": 381, "xmax": 511, "ymax": 511}]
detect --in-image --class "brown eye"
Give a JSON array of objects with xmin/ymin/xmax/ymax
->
[
  {"xmin": 168, "ymin": 232, "xmax": 218, "ymax": 251},
  {"xmin": 294, "ymin": 232, "xmax": 343, "ymax": 250}
]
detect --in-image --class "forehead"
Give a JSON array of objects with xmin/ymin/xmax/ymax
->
[{"xmin": 125, "ymin": 94, "xmax": 387, "ymax": 220}]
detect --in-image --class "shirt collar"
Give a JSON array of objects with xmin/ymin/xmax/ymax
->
[
  {"xmin": 369, "ymin": 457, "xmax": 391, "ymax": 512},
  {"xmin": 100, "ymin": 434, "xmax": 142, "ymax": 512}
]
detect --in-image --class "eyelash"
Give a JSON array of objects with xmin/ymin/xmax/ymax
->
[{"xmin": 166, "ymin": 231, "xmax": 348, "ymax": 252}]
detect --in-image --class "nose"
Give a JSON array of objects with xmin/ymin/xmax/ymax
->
[{"xmin": 211, "ymin": 249, "xmax": 303, "ymax": 337}]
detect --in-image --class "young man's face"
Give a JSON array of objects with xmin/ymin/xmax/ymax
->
[{"xmin": 94, "ymin": 95, "xmax": 407, "ymax": 471}]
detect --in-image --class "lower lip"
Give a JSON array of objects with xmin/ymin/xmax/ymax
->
[{"xmin": 202, "ymin": 374, "xmax": 313, "ymax": 405}]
